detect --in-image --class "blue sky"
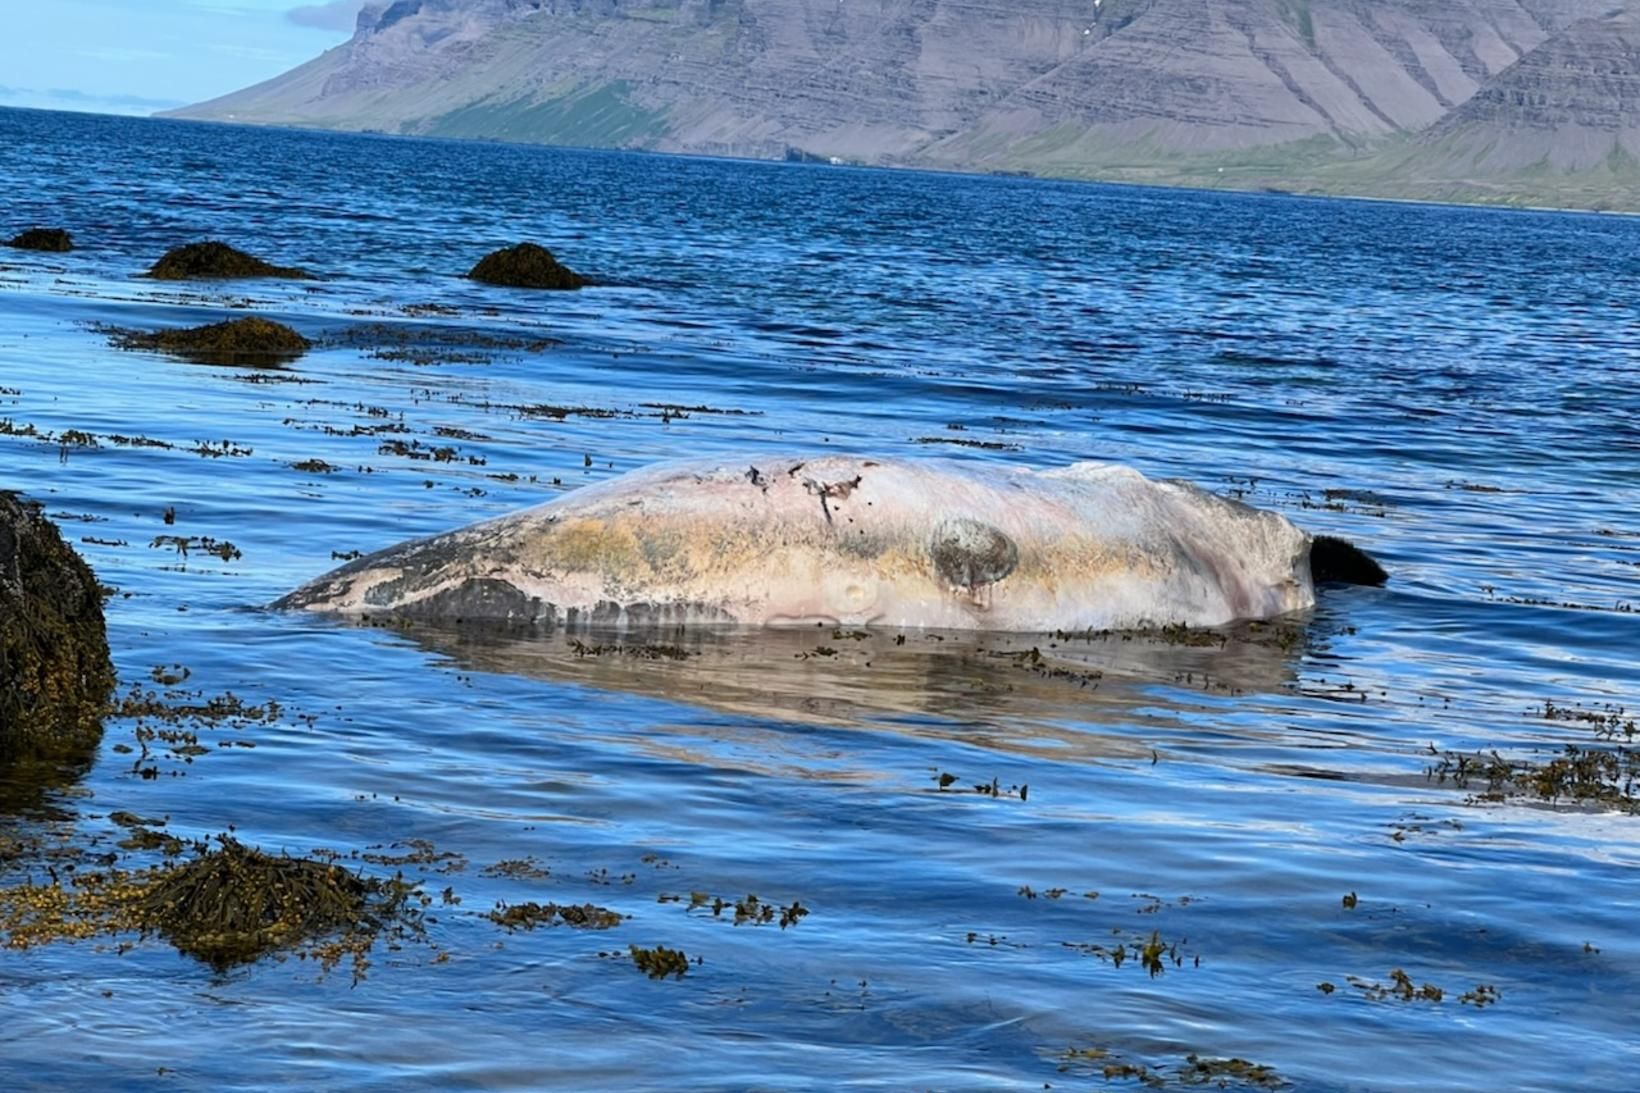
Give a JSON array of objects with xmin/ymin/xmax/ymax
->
[{"xmin": 0, "ymin": 0, "xmax": 362, "ymax": 116}]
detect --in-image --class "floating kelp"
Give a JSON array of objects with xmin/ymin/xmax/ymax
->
[
  {"xmin": 628, "ymin": 943, "xmax": 690, "ymax": 979},
  {"xmin": 480, "ymin": 857, "xmax": 550, "ymax": 879},
  {"xmin": 113, "ymin": 681, "xmax": 282, "ymax": 778},
  {"xmin": 1176, "ymin": 1057, "xmax": 1285, "ymax": 1088},
  {"xmin": 658, "ymin": 890, "xmax": 810, "ymax": 928},
  {"xmin": 110, "ymin": 317, "xmax": 311, "ymax": 368},
  {"xmin": 467, "ymin": 243, "xmax": 587, "ymax": 289},
  {"xmin": 146, "ymin": 241, "xmax": 312, "ymax": 280},
  {"xmin": 1062, "ymin": 928, "xmax": 1197, "ymax": 976},
  {"xmin": 1426, "ymin": 736, "xmax": 1640, "ymax": 812},
  {"xmin": 150, "ymin": 534, "xmax": 244, "ymax": 562},
  {"xmin": 934, "ymin": 770, "xmax": 1029, "ymax": 800},
  {"xmin": 0, "ymin": 493, "xmax": 114, "ymax": 763},
  {"xmin": 1058, "ymin": 1045, "xmax": 1287, "ymax": 1088},
  {"xmin": 117, "ymin": 826, "xmax": 186, "ymax": 856},
  {"xmin": 1336, "ymin": 970, "xmax": 1501, "ymax": 1008},
  {"xmin": 329, "ymin": 321, "xmax": 556, "ymax": 366},
  {"xmin": 6, "ymin": 227, "xmax": 73, "ymax": 252},
  {"xmin": 488, "ymin": 901, "xmax": 622, "ymax": 931}
]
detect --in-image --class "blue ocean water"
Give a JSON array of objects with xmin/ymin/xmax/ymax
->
[{"xmin": 1, "ymin": 106, "xmax": 1638, "ymax": 1091}]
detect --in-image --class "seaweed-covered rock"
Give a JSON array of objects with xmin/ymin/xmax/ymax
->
[
  {"xmin": 112, "ymin": 316, "xmax": 311, "ymax": 368},
  {"xmin": 0, "ymin": 835, "xmax": 425, "ymax": 971},
  {"xmin": 468, "ymin": 243, "xmax": 587, "ymax": 290},
  {"xmin": 0, "ymin": 494, "xmax": 114, "ymax": 762},
  {"xmin": 6, "ymin": 228, "xmax": 73, "ymax": 253},
  {"xmin": 129, "ymin": 836, "xmax": 412, "ymax": 969},
  {"xmin": 146, "ymin": 241, "xmax": 312, "ymax": 281}
]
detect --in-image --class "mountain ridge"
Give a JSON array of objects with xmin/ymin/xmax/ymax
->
[{"xmin": 169, "ymin": 0, "xmax": 1640, "ymax": 209}]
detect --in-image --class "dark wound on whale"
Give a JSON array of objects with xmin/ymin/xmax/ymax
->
[{"xmin": 930, "ymin": 518, "xmax": 1019, "ymax": 592}]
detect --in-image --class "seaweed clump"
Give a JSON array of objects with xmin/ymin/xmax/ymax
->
[
  {"xmin": 146, "ymin": 241, "xmax": 312, "ymax": 281},
  {"xmin": 629, "ymin": 943, "xmax": 691, "ymax": 979},
  {"xmin": 6, "ymin": 228, "xmax": 73, "ymax": 252},
  {"xmin": 112, "ymin": 317, "xmax": 311, "ymax": 368},
  {"xmin": 1058, "ymin": 1045, "xmax": 1286, "ymax": 1089},
  {"xmin": 0, "ymin": 836, "xmax": 424, "ymax": 974},
  {"xmin": 1427, "ymin": 735, "xmax": 1640, "ymax": 812},
  {"xmin": 661, "ymin": 890, "xmax": 811, "ymax": 928},
  {"xmin": 128, "ymin": 837, "xmax": 410, "ymax": 968},
  {"xmin": 467, "ymin": 243, "xmax": 587, "ymax": 290},
  {"xmin": 1180, "ymin": 1056, "xmax": 1286, "ymax": 1088},
  {"xmin": 488, "ymin": 901, "xmax": 623, "ymax": 931},
  {"xmin": 0, "ymin": 493, "xmax": 114, "ymax": 762}
]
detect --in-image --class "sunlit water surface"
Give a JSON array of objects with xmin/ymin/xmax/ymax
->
[{"xmin": 1, "ymin": 108, "xmax": 1638, "ymax": 1091}]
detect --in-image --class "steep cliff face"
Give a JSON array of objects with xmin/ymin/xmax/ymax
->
[{"xmin": 171, "ymin": 0, "xmax": 1632, "ymax": 197}]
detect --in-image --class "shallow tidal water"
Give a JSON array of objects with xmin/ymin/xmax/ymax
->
[{"xmin": 2, "ymin": 107, "xmax": 1639, "ymax": 1091}]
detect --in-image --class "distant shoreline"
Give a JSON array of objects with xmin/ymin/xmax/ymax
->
[{"xmin": 7, "ymin": 102, "xmax": 1635, "ymax": 219}]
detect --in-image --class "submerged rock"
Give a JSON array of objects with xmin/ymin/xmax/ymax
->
[
  {"xmin": 0, "ymin": 494, "xmax": 114, "ymax": 762},
  {"xmin": 468, "ymin": 243, "xmax": 587, "ymax": 290},
  {"xmin": 146, "ymin": 241, "xmax": 312, "ymax": 281},
  {"xmin": 112, "ymin": 316, "xmax": 312, "ymax": 368},
  {"xmin": 6, "ymin": 227, "xmax": 73, "ymax": 252}
]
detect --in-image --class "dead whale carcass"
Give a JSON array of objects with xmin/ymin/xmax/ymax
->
[{"xmin": 274, "ymin": 455, "xmax": 1385, "ymax": 632}]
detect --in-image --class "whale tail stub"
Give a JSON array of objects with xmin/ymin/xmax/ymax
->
[{"xmin": 1309, "ymin": 535, "xmax": 1388, "ymax": 587}]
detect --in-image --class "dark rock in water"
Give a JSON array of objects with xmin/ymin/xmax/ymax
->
[
  {"xmin": 6, "ymin": 227, "xmax": 73, "ymax": 252},
  {"xmin": 0, "ymin": 494, "xmax": 114, "ymax": 762},
  {"xmin": 146, "ymin": 240, "xmax": 312, "ymax": 280},
  {"xmin": 1310, "ymin": 535, "xmax": 1389, "ymax": 587},
  {"xmin": 468, "ymin": 243, "xmax": 587, "ymax": 290},
  {"xmin": 112, "ymin": 316, "xmax": 312, "ymax": 368}
]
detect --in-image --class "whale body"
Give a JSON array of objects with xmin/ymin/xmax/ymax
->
[{"xmin": 276, "ymin": 455, "xmax": 1382, "ymax": 632}]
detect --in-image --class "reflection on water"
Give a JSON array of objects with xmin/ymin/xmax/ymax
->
[
  {"xmin": 0, "ymin": 755, "xmax": 95, "ymax": 824},
  {"xmin": 394, "ymin": 617, "xmax": 1310, "ymax": 759}
]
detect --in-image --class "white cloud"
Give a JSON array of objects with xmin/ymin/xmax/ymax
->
[
  {"xmin": 286, "ymin": 0, "xmax": 365, "ymax": 32},
  {"xmin": 76, "ymin": 47, "xmax": 175, "ymax": 63},
  {"xmin": 0, "ymin": 84, "xmax": 187, "ymax": 116},
  {"xmin": 209, "ymin": 43, "xmax": 302, "ymax": 61}
]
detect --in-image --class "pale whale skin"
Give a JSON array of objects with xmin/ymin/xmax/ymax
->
[{"xmin": 275, "ymin": 455, "xmax": 1323, "ymax": 632}]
